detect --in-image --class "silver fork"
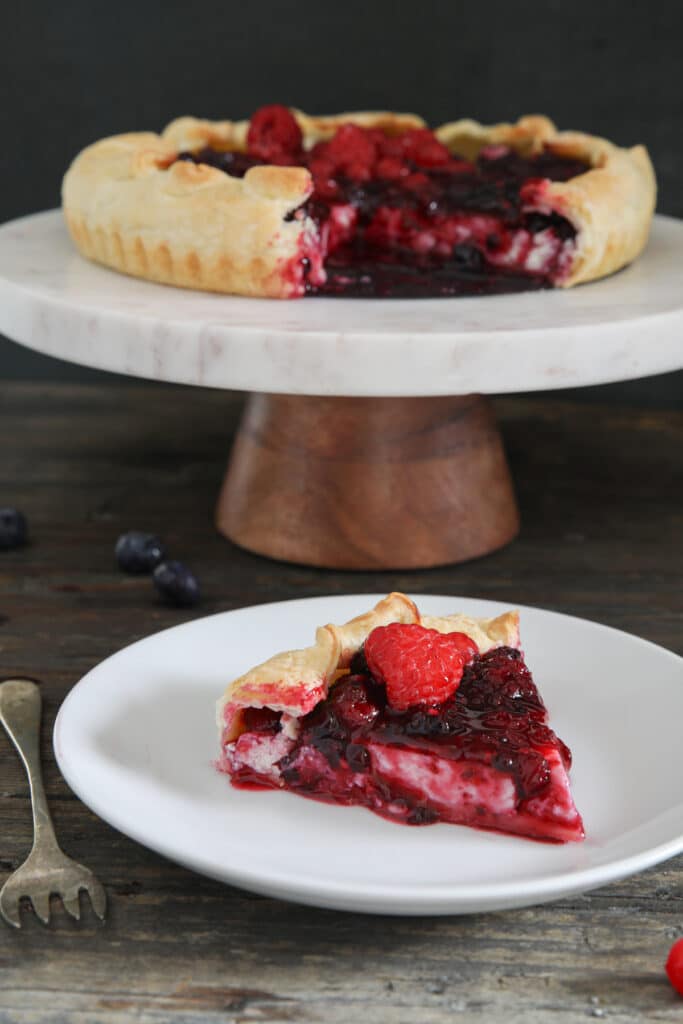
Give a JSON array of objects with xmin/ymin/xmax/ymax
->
[{"xmin": 0, "ymin": 678, "xmax": 106, "ymax": 927}]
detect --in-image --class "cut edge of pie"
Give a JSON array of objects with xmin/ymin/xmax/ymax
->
[
  {"xmin": 62, "ymin": 109, "xmax": 655, "ymax": 299},
  {"xmin": 215, "ymin": 593, "xmax": 585, "ymax": 843}
]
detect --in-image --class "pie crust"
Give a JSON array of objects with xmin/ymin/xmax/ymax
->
[
  {"xmin": 215, "ymin": 593, "xmax": 584, "ymax": 841},
  {"xmin": 216, "ymin": 592, "xmax": 520, "ymax": 743},
  {"xmin": 62, "ymin": 110, "xmax": 656, "ymax": 298}
]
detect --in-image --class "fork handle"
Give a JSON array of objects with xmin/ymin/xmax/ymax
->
[{"xmin": 0, "ymin": 679, "xmax": 61, "ymax": 856}]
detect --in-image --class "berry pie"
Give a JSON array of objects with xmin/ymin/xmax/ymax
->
[
  {"xmin": 216, "ymin": 594, "xmax": 584, "ymax": 842},
  {"xmin": 63, "ymin": 106, "xmax": 655, "ymax": 299}
]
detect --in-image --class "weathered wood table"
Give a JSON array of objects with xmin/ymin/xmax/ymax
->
[{"xmin": 0, "ymin": 379, "xmax": 681, "ymax": 1023}]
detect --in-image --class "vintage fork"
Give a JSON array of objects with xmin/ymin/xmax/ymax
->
[{"xmin": 0, "ymin": 678, "xmax": 106, "ymax": 927}]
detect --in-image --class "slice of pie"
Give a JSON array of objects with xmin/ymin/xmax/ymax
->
[
  {"xmin": 216, "ymin": 593, "xmax": 584, "ymax": 842},
  {"xmin": 63, "ymin": 106, "xmax": 655, "ymax": 299}
]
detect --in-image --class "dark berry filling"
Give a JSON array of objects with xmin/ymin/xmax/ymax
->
[
  {"xmin": 177, "ymin": 106, "xmax": 588, "ymax": 298},
  {"xmin": 277, "ymin": 649, "xmax": 569, "ymax": 802},
  {"xmin": 176, "ymin": 148, "xmax": 258, "ymax": 178},
  {"xmin": 311, "ymin": 245, "xmax": 551, "ymax": 298},
  {"xmin": 226, "ymin": 646, "xmax": 582, "ymax": 841}
]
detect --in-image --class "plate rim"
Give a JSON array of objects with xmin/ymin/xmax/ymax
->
[{"xmin": 53, "ymin": 593, "xmax": 683, "ymax": 913}]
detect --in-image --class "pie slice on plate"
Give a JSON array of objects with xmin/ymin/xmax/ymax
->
[
  {"xmin": 216, "ymin": 593, "xmax": 584, "ymax": 842},
  {"xmin": 63, "ymin": 106, "xmax": 655, "ymax": 298}
]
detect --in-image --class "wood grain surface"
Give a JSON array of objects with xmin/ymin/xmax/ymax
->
[
  {"xmin": 0, "ymin": 380, "xmax": 681, "ymax": 1023},
  {"xmin": 217, "ymin": 393, "xmax": 519, "ymax": 569}
]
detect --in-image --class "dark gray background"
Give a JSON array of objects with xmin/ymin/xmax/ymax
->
[{"xmin": 1, "ymin": 0, "xmax": 681, "ymax": 401}]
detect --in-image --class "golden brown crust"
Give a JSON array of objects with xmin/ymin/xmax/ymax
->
[
  {"xmin": 292, "ymin": 109, "xmax": 426, "ymax": 142},
  {"xmin": 420, "ymin": 610, "xmax": 520, "ymax": 651},
  {"xmin": 161, "ymin": 110, "xmax": 425, "ymax": 152},
  {"xmin": 435, "ymin": 114, "xmax": 558, "ymax": 159},
  {"xmin": 162, "ymin": 116, "xmax": 249, "ymax": 153},
  {"xmin": 328, "ymin": 592, "xmax": 420, "ymax": 666},
  {"xmin": 63, "ymin": 110, "xmax": 656, "ymax": 296},
  {"xmin": 218, "ymin": 625, "xmax": 341, "ymax": 742},
  {"xmin": 62, "ymin": 131, "xmax": 314, "ymax": 298},
  {"xmin": 538, "ymin": 134, "xmax": 655, "ymax": 285},
  {"xmin": 216, "ymin": 594, "xmax": 522, "ymax": 743}
]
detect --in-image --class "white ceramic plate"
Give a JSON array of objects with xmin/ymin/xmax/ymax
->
[{"xmin": 54, "ymin": 594, "xmax": 683, "ymax": 915}]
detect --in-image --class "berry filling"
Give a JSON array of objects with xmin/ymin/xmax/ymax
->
[
  {"xmin": 220, "ymin": 638, "xmax": 584, "ymax": 843},
  {"xmin": 177, "ymin": 105, "xmax": 588, "ymax": 298}
]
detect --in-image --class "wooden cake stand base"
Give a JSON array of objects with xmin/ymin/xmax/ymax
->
[
  {"xmin": 3, "ymin": 214, "xmax": 679, "ymax": 571},
  {"xmin": 216, "ymin": 393, "xmax": 519, "ymax": 569}
]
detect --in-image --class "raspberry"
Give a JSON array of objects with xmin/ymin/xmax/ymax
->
[
  {"xmin": 365, "ymin": 623, "xmax": 478, "ymax": 712},
  {"xmin": 325, "ymin": 123, "xmax": 377, "ymax": 175},
  {"xmin": 666, "ymin": 938, "xmax": 683, "ymax": 995},
  {"xmin": 247, "ymin": 104, "xmax": 303, "ymax": 163},
  {"xmin": 402, "ymin": 172, "xmax": 430, "ymax": 190},
  {"xmin": 344, "ymin": 161, "xmax": 371, "ymax": 181},
  {"xmin": 375, "ymin": 157, "xmax": 407, "ymax": 180},
  {"xmin": 307, "ymin": 141, "xmax": 328, "ymax": 161},
  {"xmin": 400, "ymin": 128, "xmax": 451, "ymax": 167},
  {"xmin": 328, "ymin": 675, "xmax": 381, "ymax": 730},
  {"xmin": 446, "ymin": 158, "xmax": 475, "ymax": 175},
  {"xmin": 309, "ymin": 158, "xmax": 338, "ymax": 189},
  {"xmin": 374, "ymin": 132, "xmax": 403, "ymax": 159}
]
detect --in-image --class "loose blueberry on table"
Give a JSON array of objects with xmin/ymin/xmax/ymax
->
[
  {"xmin": 0, "ymin": 508, "xmax": 28, "ymax": 550},
  {"xmin": 179, "ymin": 105, "xmax": 587, "ymax": 298},
  {"xmin": 115, "ymin": 530, "xmax": 166, "ymax": 573},
  {"xmin": 153, "ymin": 560, "xmax": 201, "ymax": 607},
  {"xmin": 217, "ymin": 596, "xmax": 584, "ymax": 843}
]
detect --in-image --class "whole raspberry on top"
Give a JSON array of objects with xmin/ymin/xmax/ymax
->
[
  {"xmin": 364, "ymin": 623, "xmax": 478, "ymax": 712},
  {"xmin": 324, "ymin": 123, "xmax": 378, "ymax": 180},
  {"xmin": 399, "ymin": 128, "xmax": 452, "ymax": 167},
  {"xmin": 247, "ymin": 105, "xmax": 303, "ymax": 164}
]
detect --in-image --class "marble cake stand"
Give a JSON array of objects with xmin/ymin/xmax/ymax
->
[{"xmin": 0, "ymin": 210, "xmax": 681, "ymax": 569}]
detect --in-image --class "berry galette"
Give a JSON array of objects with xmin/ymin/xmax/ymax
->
[
  {"xmin": 63, "ymin": 107, "xmax": 654, "ymax": 299},
  {"xmin": 216, "ymin": 594, "xmax": 584, "ymax": 842}
]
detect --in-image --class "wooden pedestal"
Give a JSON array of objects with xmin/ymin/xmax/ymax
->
[{"xmin": 216, "ymin": 393, "xmax": 519, "ymax": 570}]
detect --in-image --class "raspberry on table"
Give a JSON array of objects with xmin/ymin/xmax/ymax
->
[{"xmin": 666, "ymin": 938, "xmax": 683, "ymax": 995}]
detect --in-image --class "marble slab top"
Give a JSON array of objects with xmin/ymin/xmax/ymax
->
[{"xmin": 0, "ymin": 210, "xmax": 680, "ymax": 395}]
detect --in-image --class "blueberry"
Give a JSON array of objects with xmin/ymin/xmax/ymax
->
[
  {"xmin": 152, "ymin": 560, "xmax": 200, "ymax": 607},
  {"xmin": 0, "ymin": 508, "xmax": 27, "ymax": 550},
  {"xmin": 345, "ymin": 743, "xmax": 370, "ymax": 773},
  {"xmin": 525, "ymin": 212, "xmax": 552, "ymax": 234},
  {"xmin": 452, "ymin": 243, "xmax": 485, "ymax": 272},
  {"xmin": 406, "ymin": 805, "xmax": 439, "ymax": 825},
  {"xmin": 115, "ymin": 531, "xmax": 166, "ymax": 574}
]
